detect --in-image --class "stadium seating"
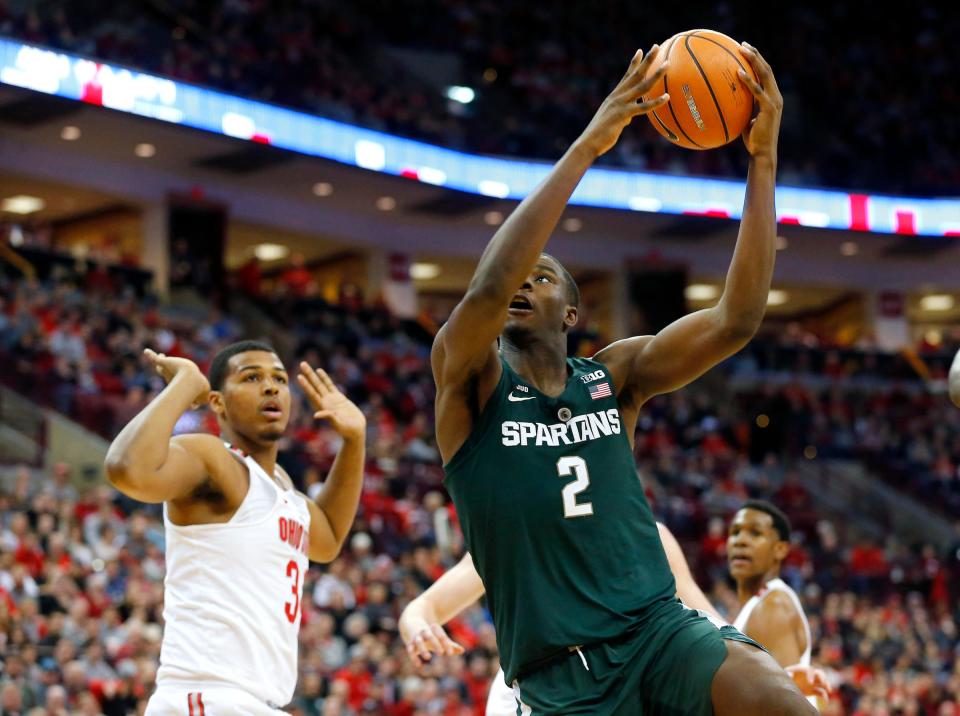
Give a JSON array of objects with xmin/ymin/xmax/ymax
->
[{"xmin": 2, "ymin": 258, "xmax": 960, "ymax": 714}]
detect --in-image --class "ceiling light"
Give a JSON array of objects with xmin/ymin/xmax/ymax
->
[
  {"xmin": 254, "ymin": 243, "xmax": 290, "ymax": 262},
  {"xmin": 775, "ymin": 236, "xmax": 788, "ymax": 251},
  {"xmin": 410, "ymin": 263, "xmax": 441, "ymax": 280},
  {"xmin": 135, "ymin": 143, "xmax": 156, "ymax": 158},
  {"xmin": 478, "ymin": 180, "xmax": 509, "ymax": 198},
  {"xmin": 562, "ymin": 217, "xmax": 583, "ymax": 233},
  {"xmin": 484, "ymin": 211, "xmax": 504, "ymax": 226},
  {"xmin": 483, "ymin": 68, "xmax": 497, "ymax": 83},
  {"xmin": 375, "ymin": 196, "xmax": 396, "ymax": 211},
  {"xmin": 312, "ymin": 182, "xmax": 333, "ymax": 197},
  {"xmin": 840, "ymin": 241, "xmax": 858, "ymax": 256},
  {"xmin": 61, "ymin": 125, "xmax": 81, "ymax": 141},
  {"xmin": 920, "ymin": 294, "xmax": 954, "ymax": 311},
  {"xmin": 2, "ymin": 195, "xmax": 45, "ymax": 214},
  {"xmin": 445, "ymin": 86, "xmax": 476, "ymax": 104},
  {"xmin": 767, "ymin": 290, "xmax": 789, "ymax": 306},
  {"xmin": 684, "ymin": 284, "xmax": 720, "ymax": 302}
]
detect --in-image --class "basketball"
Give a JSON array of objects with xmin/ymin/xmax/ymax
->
[{"xmin": 643, "ymin": 29, "xmax": 758, "ymax": 150}]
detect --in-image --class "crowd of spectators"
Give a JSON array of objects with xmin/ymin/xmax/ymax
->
[
  {"xmin": 2, "ymin": 439, "xmax": 960, "ymax": 713},
  {"xmin": 1, "ymin": 1, "xmax": 958, "ymax": 195},
  {"xmin": 4, "ymin": 256, "xmax": 960, "ymax": 712}
]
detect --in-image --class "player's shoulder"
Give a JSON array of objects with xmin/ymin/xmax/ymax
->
[
  {"xmin": 755, "ymin": 586, "xmax": 802, "ymax": 623},
  {"xmin": 170, "ymin": 433, "xmax": 238, "ymax": 472},
  {"xmin": 171, "ymin": 432, "xmax": 227, "ymax": 454},
  {"xmin": 592, "ymin": 335, "xmax": 655, "ymax": 365}
]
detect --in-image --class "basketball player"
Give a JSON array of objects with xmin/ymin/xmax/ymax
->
[
  {"xmin": 105, "ymin": 341, "xmax": 366, "ymax": 715},
  {"xmin": 728, "ymin": 501, "xmax": 830, "ymax": 705},
  {"xmin": 400, "ymin": 523, "xmax": 721, "ymax": 716},
  {"xmin": 432, "ymin": 40, "xmax": 815, "ymax": 714}
]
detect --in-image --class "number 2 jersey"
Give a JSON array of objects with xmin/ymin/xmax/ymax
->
[
  {"xmin": 443, "ymin": 356, "xmax": 676, "ymax": 684},
  {"xmin": 157, "ymin": 444, "xmax": 311, "ymax": 707}
]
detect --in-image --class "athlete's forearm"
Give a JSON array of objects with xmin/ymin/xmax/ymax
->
[
  {"xmin": 313, "ymin": 434, "xmax": 365, "ymax": 554},
  {"xmin": 105, "ymin": 372, "xmax": 205, "ymax": 480},
  {"xmin": 399, "ymin": 595, "xmax": 440, "ymax": 642},
  {"xmin": 466, "ymin": 141, "xmax": 596, "ymax": 303},
  {"xmin": 715, "ymin": 156, "xmax": 777, "ymax": 337}
]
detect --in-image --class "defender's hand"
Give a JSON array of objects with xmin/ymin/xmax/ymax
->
[
  {"xmin": 575, "ymin": 46, "xmax": 670, "ymax": 158},
  {"xmin": 737, "ymin": 42, "xmax": 783, "ymax": 163},
  {"xmin": 297, "ymin": 362, "xmax": 366, "ymax": 441},
  {"xmin": 143, "ymin": 348, "xmax": 209, "ymax": 405},
  {"xmin": 785, "ymin": 664, "xmax": 831, "ymax": 702}
]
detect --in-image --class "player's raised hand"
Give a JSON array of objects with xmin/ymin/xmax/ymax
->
[
  {"xmin": 297, "ymin": 362, "xmax": 366, "ymax": 441},
  {"xmin": 576, "ymin": 46, "xmax": 670, "ymax": 158},
  {"xmin": 143, "ymin": 348, "xmax": 209, "ymax": 404},
  {"xmin": 736, "ymin": 42, "xmax": 783, "ymax": 162},
  {"xmin": 403, "ymin": 622, "xmax": 466, "ymax": 668}
]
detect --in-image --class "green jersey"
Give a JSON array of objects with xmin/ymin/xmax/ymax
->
[{"xmin": 444, "ymin": 356, "xmax": 676, "ymax": 684}]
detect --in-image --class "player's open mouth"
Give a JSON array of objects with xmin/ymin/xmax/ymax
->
[
  {"xmin": 729, "ymin": 556, "xmax": 751, "ymax": 567},
  {"xmin": 260, "ymin": 401, "xmax": 284, "ymax": 419},
  {"xmin": 508, "ymin": 295, "xmax": 533, "ymax": 315}
]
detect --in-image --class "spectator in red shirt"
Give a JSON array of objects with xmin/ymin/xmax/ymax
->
[
  {"xmin": 279, "ymin": 252, "xmax": 314, "ymax": 297},
  {"xmin": 333, "ymin": 644, "xmax": 374, "ymax": 710}
]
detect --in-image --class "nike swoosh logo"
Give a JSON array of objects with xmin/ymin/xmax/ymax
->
[{"xmin": 508, "ymin": 393, "xmax": 536, "ymax": 402}]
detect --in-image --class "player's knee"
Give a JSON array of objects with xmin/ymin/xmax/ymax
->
[
  {"xmin": 748, "ymin": 666, "xmax": 817, "ymax": 716},
  {"xmin": 715, "ymin": 643, "xmax": 816, "ymax": 716},
  {"xmin": 759, "ymin": 679, "xmax": 817, "ymax": 716}
]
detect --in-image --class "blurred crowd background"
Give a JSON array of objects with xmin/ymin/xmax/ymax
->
[{"xmin": 2, "ymin": 255, "xmax": 960, "ymax": 715}]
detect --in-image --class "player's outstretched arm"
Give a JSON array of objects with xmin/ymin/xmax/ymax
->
[
  {"xmin": 432, "ymin": 47, "xmax": 670, "ymax": 390},
  {"xmin": 105, "ymin": 349, "xmax": 216, "ymax": 503},
  {"xmin": 657, "ymin": 523, "xmax": 721, "ymax": 619},
  {"xmin": 297, "ymin": 363, "xmax": 366, "ymax": 563},
  {"xmin": 595, "ymin": 43, "xmax": 783, "ymax": 404},
  {"xmin": 399, "ymin": 553, "xmax": 483, "ymax": 666},
  {"xmin": 949, "ymin": 347, "xmax": 960, "ymax": 407}
]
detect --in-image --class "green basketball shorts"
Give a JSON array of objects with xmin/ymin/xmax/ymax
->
[{"xmin": 513, "ymin": 598, "xmax": 764, "ymax": 715}]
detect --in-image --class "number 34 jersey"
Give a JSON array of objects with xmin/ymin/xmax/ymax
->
[
  {"xmin": 158, "ymin": 445, "xmax": 311, "ymax": 708},
  {"xmin": 444, "ymin": 356, "xmax": 675, "ymax": 684}
]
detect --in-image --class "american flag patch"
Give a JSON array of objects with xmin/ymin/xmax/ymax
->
[{"xmin": 588, "ymin": 382, "xmax": 612, "ymax": 400}]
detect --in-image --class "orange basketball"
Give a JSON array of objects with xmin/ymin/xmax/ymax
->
[{"xmin": 643, "ymin": 29, "xmax": 758, "ymax": 150}]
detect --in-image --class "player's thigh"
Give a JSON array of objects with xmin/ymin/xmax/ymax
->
[{"xmin": 710, "ymin": 641, "xmax": 817, "ymax": 716}]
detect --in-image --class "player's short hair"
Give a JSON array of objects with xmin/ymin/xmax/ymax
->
[
  {"xmin": 541, "ymin": 253, "xmax": 580, "ymax": 308},
  {"xmin": 740, "ymin": 500, "xmax": 791, "ymax": 541},
  {"xmin": 208, "ymin": 340, "xmax": 278, "ymax": 390}
]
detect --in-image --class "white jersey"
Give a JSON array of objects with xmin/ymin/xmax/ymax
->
[
  {"xmin": 156, "ymin": 446, "xmax": 311, "ymax": 708},
  {"xmin": 733, "ymin": 577, "xmax": 812, "ymax": 667}
]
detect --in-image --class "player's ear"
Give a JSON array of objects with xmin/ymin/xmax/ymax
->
[
  {"xmin": 208, "ymin": 390, "xmax": 225, "ymax": 417},
  {"xmin": 773, "ymin": 540, "xmax": 790, "ymax": 562},
  {"xmin": 564, "ymin": 305, "xmax": 578, "ymax": 329}
]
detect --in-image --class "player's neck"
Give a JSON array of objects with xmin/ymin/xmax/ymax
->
[
  {"xmin": 501, "ymin": 334, "xmax": 569, "ymax": 396},
  {"xmin": 221, "ymin": 427, "xmax": 280, "ymax": 476},
  {"xmin": 736, "ymin": 568, "xmax": 780, "ymax": 605}
]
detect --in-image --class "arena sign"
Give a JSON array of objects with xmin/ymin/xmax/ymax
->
[{"xmin": 0, "ymin": 36, "xmax": 957, "ymax": 237}]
